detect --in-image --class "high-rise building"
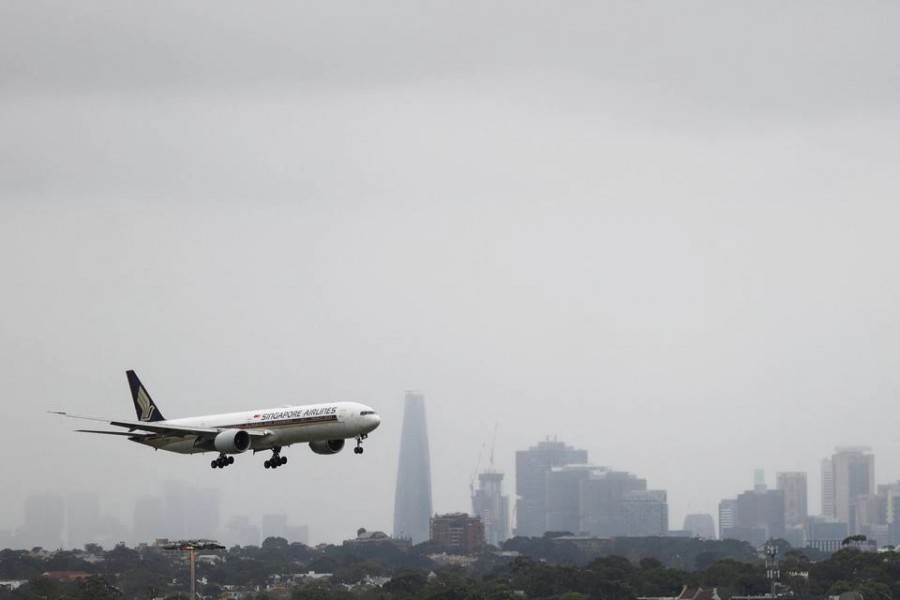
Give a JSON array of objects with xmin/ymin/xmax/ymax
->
[
  {"xmin": 164, "ymin": 481, "xmax": 188, "ymax": 540},
  {"xmin": 880, "ymin": 482, "xmax": 900, "ymax": 525},
  {"xmin": 261, "ymin": 514, "xmax": 288, "ymax": 541},
  {"xmin": 718, "ymin": 499, "xmax": 737, "ymax": 539},
  {"xmin": 472, "ymin": 471, "xmax": 509, "ymax": 547},
  {"xmin": 224, "ymin": 515, "xmax": 260, "ymax": 547},
  {"xmin": 515, "ymin": 439, "xmax": 588, "ymax": 537},
  {"xmin": 776, "ymin": 472, "xmax": 808, "ymax": 528},
  {"xmin": 545, "ymin": 465, "xmax": 605, "ymax": 535},
  {"xmin": 259, "ymin": 514, "xmax": 308, "ymax": 544},
  {"xmin": 754, "ymin": 469, "xmax": 767, "ymax": 492},
  {"xmin": 807, "ymin": 516, "xmax": 848, "ymax": 543},
  {"xmin": 623, "ymin": 490, "xmax": 669, "ymax": 536},
  {"xmin": 875, "ymin": 482, "xmax": 900, "ymax": 546},
  {"xmin": 393, "ymin": 391, "xmax": 433, "ymax": 544},
  {"xmin": 683, "ymin": 513, "xmax": 716, "ymax": 539},
  {"xmin": 187, "ymin": 487, "xmax": 220, "ymax": 540},
  {"xmin": 579, "ymin": 470, "xmax": 647, "ymax": 537},
  {"xmin": 830, "ymin": 447, "xmax": 875, "ymax": 532},
  {"xmin": 286, "ymin": 524, "xmax": 310, "ymax": 545},
  {"xmin": 160, "ymin": 481, "xmax": 220, "ymax": 541},
  {"xmin": 727, "ymin": 488, "xmax": 785, "ymax": 546},
  {"xmin": 821, "ymin": 458, "xmax": 835, "ymax": 519},
  {"xmin": 17, "ymin": 494, "xmax": 64, "ymax": 550}
]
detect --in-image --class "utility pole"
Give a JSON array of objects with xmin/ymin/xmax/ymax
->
[
  {"xmin": 164, "ymin": 539, "xmax": 225, "ymax": 599},
  {"xmin": 764, "ymin": 543, "xmax": 780, "ymax": 598}
]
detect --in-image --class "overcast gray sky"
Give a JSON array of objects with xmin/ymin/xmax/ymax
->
[{"xmin": 2, "ymin": 1, "xmax": 899, "ymax": 545}]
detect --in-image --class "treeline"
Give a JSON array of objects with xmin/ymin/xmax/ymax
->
[{"xmin": 1, "ymin": 537, "xmax": 899, "ymax": 600}]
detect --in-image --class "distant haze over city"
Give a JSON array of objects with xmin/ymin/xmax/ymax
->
[{"xmin": 2, "ymin": 1, "xmax": 899, "ymax": 547}]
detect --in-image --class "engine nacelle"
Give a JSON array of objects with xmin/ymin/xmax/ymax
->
[
  {"xmin": 309, "ymin": 439, "xmax": 345, "ymax": 455},
  {"xmin": 213, "ymin": 429, "xmax": 252, "ymax": 454}
]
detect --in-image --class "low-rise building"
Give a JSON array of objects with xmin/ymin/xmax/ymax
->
[{"xmin": 430, "ymin": 513, "xmax": 485, "ymax": 554}]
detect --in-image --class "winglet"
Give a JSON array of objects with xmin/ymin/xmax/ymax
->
[{"xmin": 126, "ymin": 370, "xmax": 166, "ymax": 422}]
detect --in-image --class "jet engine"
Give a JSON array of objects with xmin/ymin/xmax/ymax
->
[
  {"xmin": 213, "ymin": 429, "xmax": 252, "ymax": 454},
  {"xmin": 309, "ymin": 439, "xmax": 345, "ymax": 455}
]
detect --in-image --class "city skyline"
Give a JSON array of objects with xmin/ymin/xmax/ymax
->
[{"xmin": 9, "ymin": 439, "xmax": 900, "ymax": 550}]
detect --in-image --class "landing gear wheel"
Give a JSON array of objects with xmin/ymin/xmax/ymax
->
[
  {"xmin": 228, "ymin": 456, "xmax": 235, "ymax": 464},
  {"xmin": 264, "ymin": 447, "xmax": 285, "ymax": 470},
  {"xmin": 354, "ymin": 434, "xmax": 366, "ymax": 454},
  {"xmin": 211, "ymin": 460, "xmax": 218, "ymax": 468}
]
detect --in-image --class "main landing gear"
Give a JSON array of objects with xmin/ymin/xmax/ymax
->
[
  {"xmin": 264, "ymin": 447, "xmax": 288, "ymax": 469},
  {"xmin": 211, "ymin": 454, "xmax": 234, "ymax": 469},
  {"xmin": 354, "ymin": 434, "xmax": 367, "ymax": 454}
]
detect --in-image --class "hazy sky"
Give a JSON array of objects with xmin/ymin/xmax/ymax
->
[{"xmin": 2, "ymin": 1, "xmax": 899, "ymax": 545}]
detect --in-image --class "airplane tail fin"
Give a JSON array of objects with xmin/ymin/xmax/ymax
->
[{"xmin": 126, "ymin": 370, "xmax": 166, "ymax": 422}]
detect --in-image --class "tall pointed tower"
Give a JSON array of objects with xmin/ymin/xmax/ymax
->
[{"xmin": 393, "ymin": 391, "xmax": 433, "ymax": 544}]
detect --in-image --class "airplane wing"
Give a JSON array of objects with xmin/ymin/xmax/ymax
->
[
  {"xmin": 75, "ymin": 429, "xmax": 153, "ymax": 437},
  {"xmin": 51, "ymin": 411, "xmax": 270, "ymax": 438}
]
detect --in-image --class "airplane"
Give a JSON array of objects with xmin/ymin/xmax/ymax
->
[{"xmin": 52, "ymin": 370, "xmax": 381, "ymax": 470}]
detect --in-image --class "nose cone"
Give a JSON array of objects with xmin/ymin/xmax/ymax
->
[{"xmin": 367, "ymin": 413, "xmax": 382, "ymax": 431}]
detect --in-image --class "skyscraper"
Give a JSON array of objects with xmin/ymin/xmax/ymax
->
[
  {"xmin": 683, "ymin": 513, "xmax": 716, "ymax": 539},
  {"xmin": 623, "ymin": 490, "xmax": 669, "ymax": 536},
  {"xmin": 821, "ymin": 458, "xmax": 835, "ymax": 519},
  {"xmin": 545, "ymin": 465, "xmax": 605, "ymax": 534},
  {"xmin": 776, "ymin": 472, "xmax": 808, "ymax": 528},
  {"xmin": 164, "ymin": 480, "xmax": 188, "ymax": 539},
  {"xmin": 393, "ymin": 391, "xmax": 433, "ymax": 544},
  {"xmin": 831, "ymin": 447, "xmax": 875, "ymax": 533},
  {"xmin": 579, "ymin": 470, "xmax": 647, "ymax": 537},
  {"xmin": 515, "ymin": 439, "xmax": 588, "ymax": 537},
  {"xmin": 261, "ymin": 514, "xmax": 288, "ymax": 541},
  {"xmin": 472, "ymin": 471, "xmax": 509, "ymax": 547},
  {"xmin": 735, "ymin": 488, "xmax": 786, "ymax": 543},
  {"xmin": 18, "ymin": 494, "xmax": 64, "ymax": 550},
  {"xmin": 718, "ymin": 498, "xmax": 737, "ymax": 539}
]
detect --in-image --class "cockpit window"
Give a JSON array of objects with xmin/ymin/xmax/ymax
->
[{"xmin": 360, "ymin": 410, "xmax": 376, "ymax": 416}]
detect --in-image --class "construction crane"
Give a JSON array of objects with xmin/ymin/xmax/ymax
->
[
  {"xmin": 469, "ymin": 441, "xmax": 486, "ymax": 497},
  {"xmin": 487, "ymin": 422, "xmax": 499, "ymax": 471},
  {"xmin": 470, "ymin": 422, "xmax": 501, "ymax": 497}
]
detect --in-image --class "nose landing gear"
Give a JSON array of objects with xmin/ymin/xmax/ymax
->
[{"xmin": 354, "ymin": 434, "xmax": 367, "ymax": 454}]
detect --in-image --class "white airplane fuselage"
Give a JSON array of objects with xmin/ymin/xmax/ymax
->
[{"xmin": 139, "ymin": 402, "xmax": 381, "ymax": 454}]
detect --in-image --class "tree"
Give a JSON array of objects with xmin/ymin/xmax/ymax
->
[
  {"xmin": 842, "ymin": 535, "xmax": 867, "ymax": 546},
  {"xmin": 70, "ymin": 575, "xmax": 123, "ymax": 600},
  {"xmin": 422, "ymin": 571, "xmax": 482, "ymax": 600},
  {"xmin": 18, "ymin": 576, "xmax": 70, "ymax": 600},
  {"xmin": 104, "ymin": 542, "xmax": 142, "ymax": 573},
  {"xmin": 703, "ymin": 558, "xmax": 767, "ymax": 598},
  {"xmin": 381, "ymin": 569, "xmax": 429, "ymax": 598},
  {"xmin": 292, "ymin": 581, "xmax": 354, "ymax": 600}
]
